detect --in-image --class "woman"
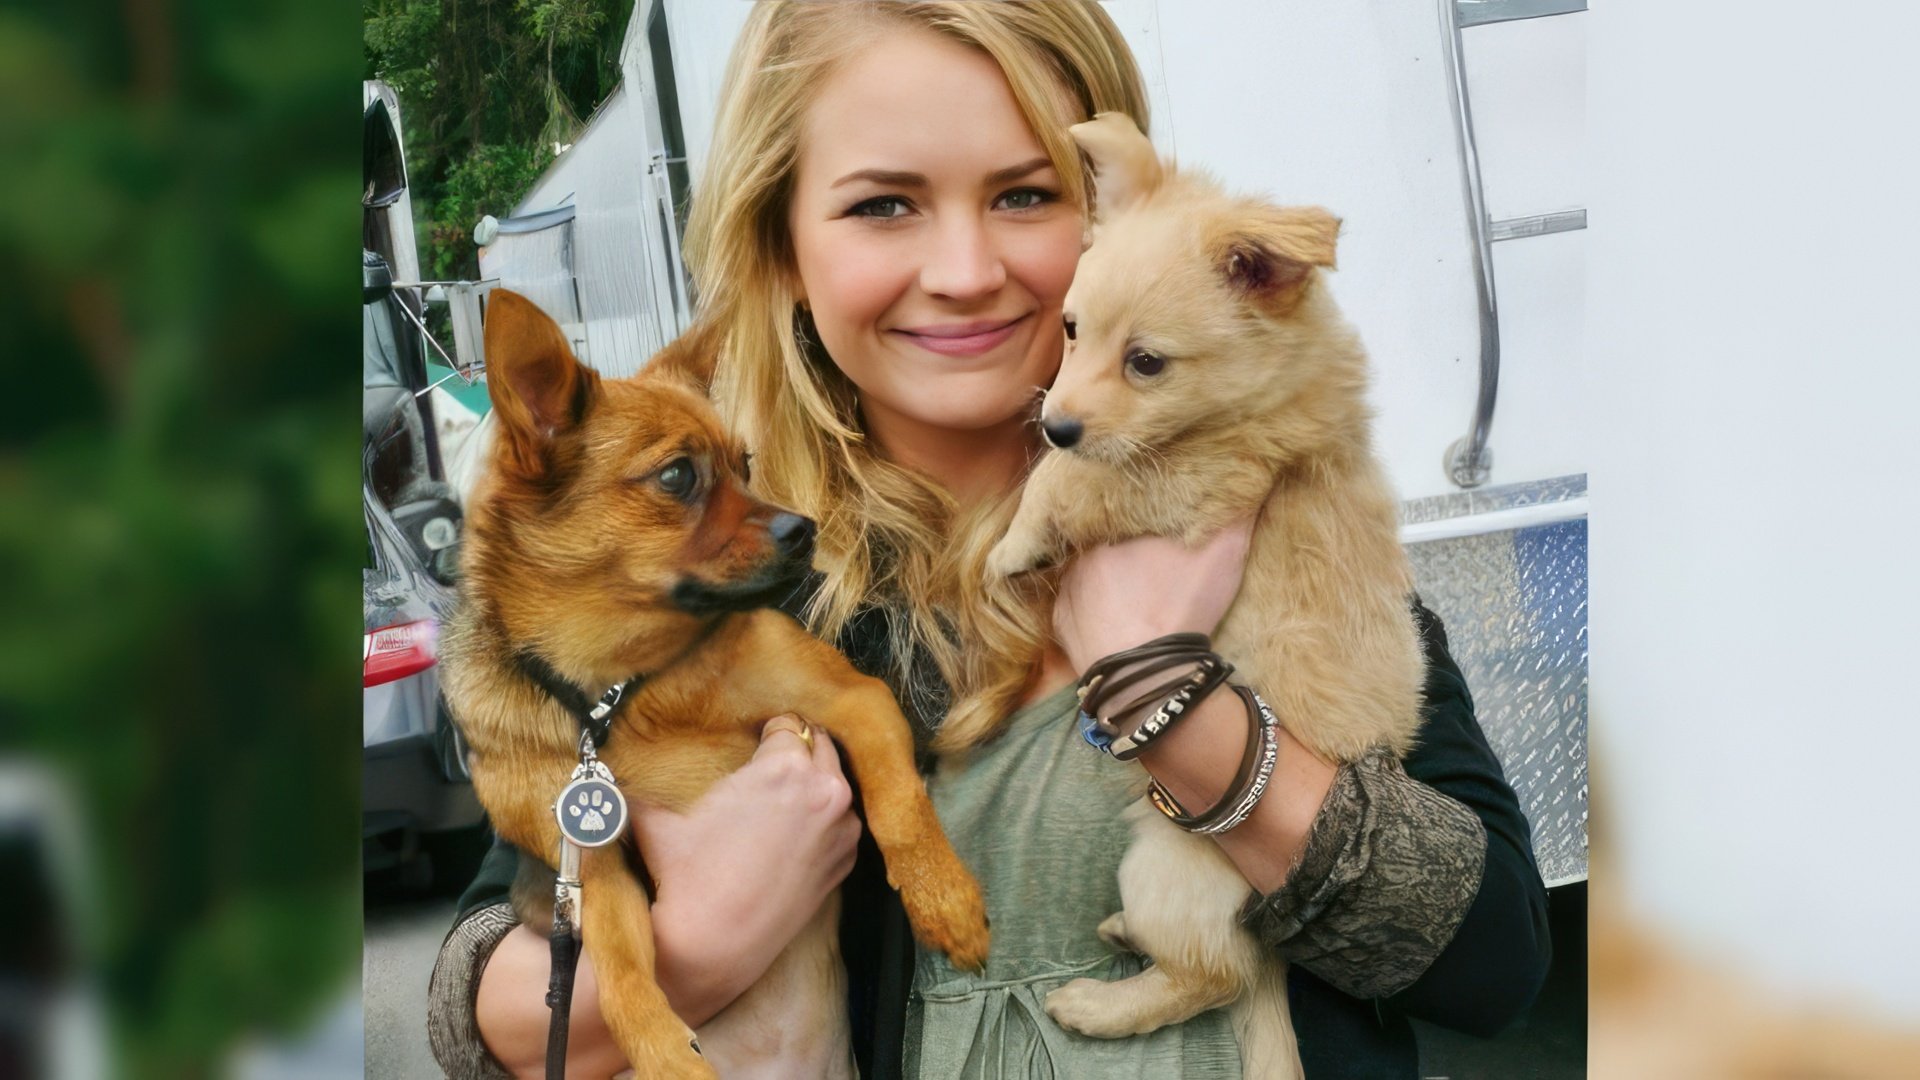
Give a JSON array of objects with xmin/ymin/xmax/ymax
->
[{"xmin": 429, "ymin": 4, "xmax": 1550, "ymax": 1077}]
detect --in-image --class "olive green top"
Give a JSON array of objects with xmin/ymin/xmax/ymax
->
[{"xmin": 902, "ymin": 683, "xmax": 1243, "ymax": 1079}]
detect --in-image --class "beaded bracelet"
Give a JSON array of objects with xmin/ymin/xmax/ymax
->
[
  {"xmin": 1075, "ymin": 634, "xmax": 1233, "ymax": 759},
  {"xmin": 1104, "ymin": 657, "xmax": 1234, "ymax": 761}
]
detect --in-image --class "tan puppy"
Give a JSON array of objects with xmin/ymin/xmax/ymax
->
[{"xmin": 983, "ymin": 113, "xmax": 1426, "ymax": 1078}]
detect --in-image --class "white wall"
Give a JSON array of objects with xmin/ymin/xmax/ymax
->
[{"xmin": 1589, "ymin": 2, "xmax": 1920, "ymax": 1020}]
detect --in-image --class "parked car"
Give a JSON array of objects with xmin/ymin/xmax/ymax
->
[{"xmin": 362, "ymin": 249, "xmax": 481, "ymax": 886}]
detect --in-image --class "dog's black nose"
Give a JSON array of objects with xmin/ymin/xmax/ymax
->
[
  {"xmin": 769, "ymin": 512, "xmax": 816, "ymax": 558},
  {"xmin": 1041, "ymin": 417, "xmax": 1083, "ymax": 449}
]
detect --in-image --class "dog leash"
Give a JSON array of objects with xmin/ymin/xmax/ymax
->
[{"xmin": 513, "ymin": 656, "xmax": 642, "ymax": 1080}]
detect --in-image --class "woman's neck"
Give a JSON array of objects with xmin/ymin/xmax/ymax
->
[{"xmin": 861, "ymin": 404, "xmax": 1038, "ymax": 508}]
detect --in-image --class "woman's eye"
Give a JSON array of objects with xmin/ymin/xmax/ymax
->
[
  {"xmin": 658, "ymin": 457, "xmax": 697, "ymax": 498},
  {"xmin": 1125, "ymin": 350, "xmax": 1165, "ymax": 377},
  {"xmin": 740, "ymin": 452, "xmax": 753, "ymax": 484},
  {"xmin": 997, "ymin": 187, "xmax": 1053, "ymax": 211},
  {"xmin": 849, "ymin": 196, "xmax": 912, "ymax": 220}
]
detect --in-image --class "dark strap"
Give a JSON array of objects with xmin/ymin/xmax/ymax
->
[
  {"xmin": 544, "ymin": 923, "xmax": 580, "ymax": 1079},
  {"xmin": 512, "ymin": 650, "xmax": 643, "ymax": 747},
  {"xmin": 1076, "ymin": 632, "xmax": 1212, "ymax": 700}
]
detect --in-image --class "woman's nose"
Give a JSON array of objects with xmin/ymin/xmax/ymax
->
[{"xmin": 918, "ymin": 215, "xmax": 1006, "ymax": 300}]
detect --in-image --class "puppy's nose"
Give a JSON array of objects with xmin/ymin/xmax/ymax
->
[
  {"xmin": 769, "ymin": 512, "xmax": 816, "ymax": 559},
  {"xmin": 1041, "ymin": 417, "xmax": 1084, "ymax": 450}
]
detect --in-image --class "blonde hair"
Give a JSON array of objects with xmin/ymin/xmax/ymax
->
[{"xmin": 683, "ymin": 1, "xmax": 1149, "ymax": 747}]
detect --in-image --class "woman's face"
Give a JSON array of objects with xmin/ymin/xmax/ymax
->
[{"xmin": 786, "ymin": 27, "xmax": 1083, "ymax": 446}]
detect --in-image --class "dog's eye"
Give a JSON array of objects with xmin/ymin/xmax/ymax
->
[
  {"xmin": 1126, "ymin": 350, "xmax": 1165, "ymax": 377},
  {"xmin": 658, "ymin": 457, "xmax": 697, "ymax": 499},
  {"xmin": 1063, "ymin": 315, "xmax": 1076, "ymax": 341},
  {"xmin": 740, "ymin": 452, "xmax": 753, "ymax": 484}
]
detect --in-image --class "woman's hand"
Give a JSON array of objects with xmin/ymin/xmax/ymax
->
[
  {"xmin": 475, "ymin": 716, "xmax": 862, "ymax": 1076},
  {"xmin": 640, "ymin": 716, "xmax": 863, "ymax": 1026},
  {"xmin": 1051, "ymin": 518, "xmax": 1256, "ymax": 673}
]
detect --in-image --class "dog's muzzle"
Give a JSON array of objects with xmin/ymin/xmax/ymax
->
[{"xmin": 669, "ymin": 512, "xmax": 818, "ymax": 617}]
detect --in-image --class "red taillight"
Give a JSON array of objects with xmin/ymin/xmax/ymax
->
[{"xmin": 364, "ymin": 619, "xmax": 438, "ymax": 687}]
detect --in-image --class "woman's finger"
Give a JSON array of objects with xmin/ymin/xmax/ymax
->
[
  {"xmin": 808, "ymin": 724, "xmax": 843, "ymax": 774},
  {"xmin": 756, "ymin": 713, "xmax": 813, "ymax": 759}
]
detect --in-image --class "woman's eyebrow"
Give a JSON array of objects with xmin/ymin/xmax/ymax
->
[
  {"xmin": 829, "ymin": 156, "xmax": 1055, "ymax": 190},
  {"xmin": 984, "ymin": 157, "xmax": 1055, "ymax": 185}
]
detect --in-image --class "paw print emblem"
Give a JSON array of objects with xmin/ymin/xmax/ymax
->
[
  {"xmin": 570, "ymin": 788, "xmax": 613, "ymax": 831},
  {"xmin": 555, "ymin": 778, "xmax": 627, "ymax": 847}
]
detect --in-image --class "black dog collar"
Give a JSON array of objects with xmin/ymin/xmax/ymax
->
[{"xmin": 511, "ymin": 651, "xmax": 645, "ymax": 748}]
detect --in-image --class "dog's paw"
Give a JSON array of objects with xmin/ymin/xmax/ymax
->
[
  {"xmin": 1044, "ymin": 977, "xmax": 1134, "ymax": 1039},
  {"xmin": 893, "ymin": 845, "xmax": 992, "ymax": 972},
  {"xmin": 616, "ymin": 1020, "xmax": 718, "ymax": 1079},
  {"xmin": 1096, "ymin": 911, "xmax": 1137, "ymax": 954},
  {"xmin": 986, "ymin": 533, "xmax": 1046, "ymax": 578},
  {"xmin": 624, "ymin": 1045, "xmax": 717, "ymax": 1080}
]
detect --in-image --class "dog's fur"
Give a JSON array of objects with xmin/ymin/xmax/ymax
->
[
  {"xmin": 982, "ymin": 114, "xmax": 1427, "ymax": 1077},
  {"xmin": 439, "ymin": 291, "xmax": 989, "ymax": 1078}
]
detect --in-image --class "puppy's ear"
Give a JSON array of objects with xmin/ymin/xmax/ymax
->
[
  {"xmin": 644, "ymin": 315, "xmax": 726, "ymax": 395},
  {"xmin": 1069, "ymin": 112, "xmax": 1163, "ymax": 221},
  {"xmin": 482, "ymin": 288, "xmax": 600, "ymax": 475},
  {"xmin": 1212, "ymin": 206, "xmax": 1341, "ymax": 315}
]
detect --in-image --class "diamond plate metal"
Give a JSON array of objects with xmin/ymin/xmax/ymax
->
[{"xmin": 1405, "ymin": 476, "xmax": 1588, "ymax": 885}]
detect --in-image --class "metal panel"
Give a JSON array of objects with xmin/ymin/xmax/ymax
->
[{"xmin": 1404, "ymin": 475, "xmax": 1588, "ymax": 884}]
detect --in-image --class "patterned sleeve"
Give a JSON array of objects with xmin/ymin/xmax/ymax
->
[
  {"xmin": 1239, "ymin": 749, "xmax": 1487, "ymax": 999},
  {"xmin": 427, "ymin": 901, "xmax": 520, "ymax": 1079}
]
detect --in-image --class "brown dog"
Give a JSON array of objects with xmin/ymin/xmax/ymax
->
[
  {"xmin": 439, "ymin": 291, "xmax": 990, "ymax": 1078},
  {"xmin": 977, "ymin": 113, "xmax": 1426, "ymax": 1078}
]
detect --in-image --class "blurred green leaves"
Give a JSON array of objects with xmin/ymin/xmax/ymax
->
[{"xmin": 0, "ymin": 0, "xmax": 361, "ymax": 1075}]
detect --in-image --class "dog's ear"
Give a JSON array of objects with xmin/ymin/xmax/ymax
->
[
  {"xmin": 644, "ymin": 315, "xmax": 726, "ymax": 395},
  {"xmin": 483, "ymin": 288, "xmax": 600, "ymax": 474},
  {"xmin": 1069, "ymin": 112, "xmax": 1163, "ymax": 221},
  {"xmin": 1212, "ymin": 206, "xmax": 1341, "ymax": 315}
]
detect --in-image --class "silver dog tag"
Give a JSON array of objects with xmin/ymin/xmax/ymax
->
[{"xmin": 556, "ymin": 774, "xmax": 627, "ymax": 848}]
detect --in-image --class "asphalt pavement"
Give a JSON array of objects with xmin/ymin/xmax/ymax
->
[{"xmin": 363, "ymin": 893, "xmax": 457, "ymax": 1078}]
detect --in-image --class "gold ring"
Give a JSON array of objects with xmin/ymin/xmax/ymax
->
[{"xmin": 763, "ymin": 716, "xmax": 814, "ymax": 752}]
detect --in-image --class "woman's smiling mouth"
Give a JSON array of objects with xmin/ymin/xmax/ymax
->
[{"xmin": 892, "ymin": 313, "xmax": 1030, "ymax": 357}]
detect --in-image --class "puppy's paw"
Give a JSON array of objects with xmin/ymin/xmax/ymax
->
[
  {"xmin": 1045, "ymin": 977, "xmax": 1135, "ymax": 1039},
  {"xmin": 1096, "ymin": 911, "xmax": 1138, "ymax": 954},
  {"xmin": 986, "ymin": 532, "xmax": 1047, "ymax": 578}
]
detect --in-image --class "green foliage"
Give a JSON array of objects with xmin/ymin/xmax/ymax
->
[
  {"xmin": 0, "ymin": 1, "xmax": 365, "ymax": 1076},
  {"xmin": 364, "ymin": 0, "xmax": 632, "ymax": 280},
  {"xmin": 427, "ymin": 141, "xmax": 552, "ymax": 280}
]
